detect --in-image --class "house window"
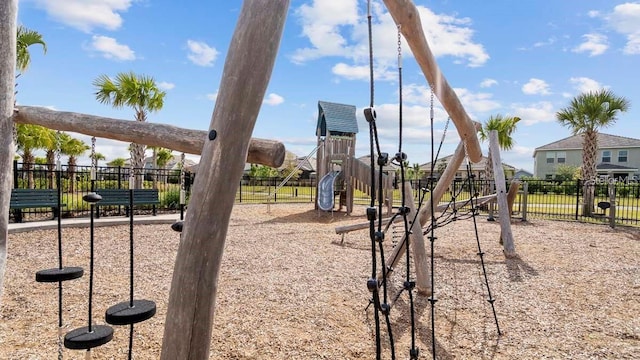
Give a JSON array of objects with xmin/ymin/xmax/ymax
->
[
  {"xmin": 556, "ymin": 151, "xmax": 566, "ymax": 164},
  {"xmin": 546, "ymin": 152, "xmax": 555, "ymax": 164},
  {"xmin": 545, "ymin": 174, "xmax": 553, "ymax": 180},
  {"xmin": 618, "ymin": 150, "xmax": 628, "ymax": 162},
  {"xmin": 602, "ymin": 150, "xmax": 611, "ymax": 163}
]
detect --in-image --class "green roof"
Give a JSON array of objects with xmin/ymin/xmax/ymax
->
[{"xmin": 316, "ymin": 101, "xmax": 358, "ymax": 136}]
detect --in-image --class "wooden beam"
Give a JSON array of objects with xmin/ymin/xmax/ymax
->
[
  {"xmin": 14, "ymin": 106, "xmax": 285, "ymax": 168},
  {"xmin": 382, "ymin": 0, "xmax": 482, "ymax": 163},
  {"xmin": 0, "ymin": 0, "xmax": 17, "ymax": 303},
  {"xmin": 160, "ymin": 1, "xmax": 289, "ymax": 359},
  {"xmin": 489, "ymin": 131, "xmax": 516, "ymax": 257}
]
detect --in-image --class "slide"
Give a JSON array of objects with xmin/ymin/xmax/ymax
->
[{"xmin": 317, "ymin": 171, "xmax": 341, "ymax": 211}]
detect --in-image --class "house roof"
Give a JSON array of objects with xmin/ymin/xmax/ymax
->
[
  {"xmin": 533, "ymin": 133, "xmax": 640, "ymax": 156},
  {"xmin": 596, "ymin": 163, "xmax": 639, "ymax": 171},
  {"xmin": 316, "ymin": 101, "xmax": 358, "ymax": 137},
  {"xmin": 420, "ymin": 154, "xmax": 516, "ymax": 172}
]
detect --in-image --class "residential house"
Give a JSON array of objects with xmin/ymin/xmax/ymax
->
[
  {"xmin": 533, "ymin": 133, "xmax": 640, "ymax": 180},
  {"xmin": 420, "ymin": 154, "xmax": 516, "ymax": 180}
]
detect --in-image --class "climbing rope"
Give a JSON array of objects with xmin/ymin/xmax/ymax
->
[{"xmin": 463, "ymin": 158, "xmax": 501, "ymax": 335}]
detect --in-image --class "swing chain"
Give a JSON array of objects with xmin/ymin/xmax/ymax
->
[
  {"xmin": 179, "ymin": 153, "xmax": 186, "ymax": 205},
  {"xmin": 397, "ymin": 25, "xmax": 402, "ymax": 68},
  {"xmin": 90, "ymin": 136, "xmax": 97, "ymax": 180},
  {"xmin": 52, "ymin": 131, "xmax": 62, "ymax": 172}
]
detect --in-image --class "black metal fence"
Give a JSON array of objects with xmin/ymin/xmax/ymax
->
[{"xmin": 9, "ymin": 161, "xmax": 640, "ymax": 227}]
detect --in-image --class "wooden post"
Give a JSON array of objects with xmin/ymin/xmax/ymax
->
[
  {"xmin": 489, "ymin": 131, "xmax": 516, "ymax": 257},
  {"xmin": 402, "ymin": 181, "xmax": 430, "ymax": 294},
  {"xmin": 14, "ymin": 106, "xmax": 285, "ymax": 167},
  {"xmin": 382, "ymin": 0, "xmax": 482, "ymax": 163},
  {"xmin": 500, "ymin": 179, "xmax": 520, "ymax": 244},
  {"xmin": 0, "ymin": 0, "xmax": 17, "ymax": 302},
  {"xmin": 160, "ymin": 1, "xmax": 289, "ymax": 359}
]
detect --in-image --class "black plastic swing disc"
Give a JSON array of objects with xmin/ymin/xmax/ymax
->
[
  {"xmin": 170, "ymin": 220, "xmax": 184, "ymax": 233},
  {"xmin": 105, "ymin": 299, "xmax": 156, "ymax": 325},
  {"xmin": 82, "ymin": 193, "xmax": 102, "ymax": 203},
  {"xmin": 35, "ymin": 267, "xmax": 84, "ymax": 283},
  {"xmin": 64, "ymin": 324, "xmax": 113, "ymax": 350}
]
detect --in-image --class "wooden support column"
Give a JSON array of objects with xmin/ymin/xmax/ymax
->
[
  {"xmin": 0, "ymin": 0, "xmax": 17, "ymax": 303},
  {"xmin": 160, "ymin": 1, "xmax": 289, "ymax": 359},
  {"xmin": 403, "ymin": 181, "xmax": 430, "ymax": 294},
  {"xmin": 14, "ymin": 106, "xmax": 285, "ymax": 168},
  {"xmin": 382, "ymin": 0, "xmax": 482, "ymax": 163},
  {"xmin": 489, "ymin": 131, "xmax": 516, "ymax": 257},
  {"xmin": 500, "ymin": 179, "xmax": 520, "ymax": 244}
]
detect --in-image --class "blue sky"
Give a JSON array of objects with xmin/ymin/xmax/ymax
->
[{"xmin": 15, "ymin": 0, "xmax": 640, "ymax": 173}]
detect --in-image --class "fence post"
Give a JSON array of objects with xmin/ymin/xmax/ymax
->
[
  {"xmin": 575, "ymin": 179, "xmax": 581, "ymax": 220},
  {"xmin": 12, "ymin": 160, "xmax": 18, "ymax": 188},
  {"xmin": 609, "ymin": 181, "xmax": 616, "ymax": 229},
  {"xmin": 238, "ymin": 179, "xmax": 242, "ymax": 203},
  {"xmin": 522, "ymin": 181, "xmax": 528, "ymax": 222}
]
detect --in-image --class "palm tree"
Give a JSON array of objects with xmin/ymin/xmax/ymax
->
[
  {"xmin": 15, "ymin": 124, "xmax": 55, "ymax": 188},
  {"xmin": 156, "ymin": 148, "xmax": 173, "ymax": 186},
  {"xmin": 478, "ymin": 115, "xmax": 521, "ymax": 186},
  {"xmin": 556, "ymin": 89, "xmax": 630, "ymax": 216},
  {"xmin": 16, "ymin": 25, "xmax": 46, "ymax": 74},
  {"xmin": 59, "ymin": 134, "xmax": 89, "ymax": 193},
  {"xmin": 93, "ymin": 72, "xmax": 166, "ymax": 188},
  {"xmin": 43, "ymin": 129, "xmax": 62, "ymax": 188},
  {"xmin": 107, "ymin": 158, "xmax": 126, "ymax": 167}
]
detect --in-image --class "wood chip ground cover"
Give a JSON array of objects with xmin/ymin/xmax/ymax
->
[{"xmin": 1, "ymin": 204, "xmax": 638, "ymax": 359}]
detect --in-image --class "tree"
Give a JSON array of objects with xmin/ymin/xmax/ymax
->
[
  {"xmin": 149, "ymin": 146, "xmax": 173, "ymax": 187},
  {"xmin": 15, "ymin": 124, "xmax": 55, "ymax": 188},
  {"xmin": 107, "ymin": 158, "xmax": 126, "ymax": 167},
  {"xmin": 556, "ymin": 89, "xmax": 630, "ymax": 216},
  {"xmin": 59, "ymin": 133, "xmax": 89, "ymax": 193},
  {"xmin": 16, "ymin": 25, "xmax": 46, "ymax": 74},
  {"xmin": 93, "ymin": 72, "xmax": 166, "ymax": 188},
  {"xmin": 478, "ymin": 115, "xmax": 520, "ymax": 189}
]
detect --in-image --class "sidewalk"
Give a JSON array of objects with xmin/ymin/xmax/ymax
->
[{"xmin": 8, "ymin": 213, "xmax": 182, "ymax": 234}]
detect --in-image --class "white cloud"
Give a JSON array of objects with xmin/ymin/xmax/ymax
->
[
  {"xmin": 511, "ymin": 101, "xmax": 556, "ymax": 125},
  {"xmin": 263, "ymin": 93, "xmax": 284, "ymax": 106},
  {"xmin": 453, "ymin": 88, "xmax": 501, "ymax": 115},
  {"xmin": 480, "ymin": 78, "xmax": 498, "ymax": 88},
  {"xmin": 605, "ymin": 2, "xmax": 640, "ymax": 54},
  {"xmin": 206, "ymin": 92, "xmax": 218, "ymax": 101},
  {"xmin": 572, "ymin": 33, "xmax": 608, "ymax": 56},
  {"xmin": 89, "ymin": 35, "xmax": 135, "ymax": 61},
  {"xmin": 158, "ymin": 82, "xmax": 175, "ymax": 91},
  {"xmin": 34, "ymin": 0, "xmax": 133, "ymax": 32},
  {"xmin": 292, "ymin": 1, "xmax": 489, "ymax": 81},
  {"xmin": 332, "ymin": 63, "xmax": 369, "ymax": 80},
  {"xmin": 292, "ymin": 0, "xmax": 359, "ymax": 63},
  {"xmin": 522, "ymin": 78, "xmax": 551, "ymax": 95},
  {"xmin": 588, "ymin": 10, "xmax": 601, "ymax": 18},
  {"xmin": 569, "ymin": 77, "xmax": 606, "ymax": 94},
  {"xmin": 533, "ymin": 36, "xmax": 556, "ymax": 48},
  {"xmin": 186, "ymin": 40, "xmax": 219, "ymax": 67}
]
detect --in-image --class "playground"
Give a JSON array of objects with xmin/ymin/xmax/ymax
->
[{"xmin": 1, "ymin": 203, "xmax": 638, "ymax": 359}]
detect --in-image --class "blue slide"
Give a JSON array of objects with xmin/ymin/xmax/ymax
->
[{"xmin": 317, "ymin": 171, "xmax": 341, "ymax": 211}]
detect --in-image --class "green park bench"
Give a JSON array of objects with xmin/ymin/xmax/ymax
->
[
  {"xmin": 94, "ymin": 189, "xmax": 160, "ymax": 217},
  {"xmin": 10, "ymin": 188, "xmax": 63, "ymax": 223}
]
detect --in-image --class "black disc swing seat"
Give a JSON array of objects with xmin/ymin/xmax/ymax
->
[
  {"xmin": 64, "ymin": 324, "xmax": 114, "ymax": 350},
  {"xmin": 36, "ymin": 266, "xmax": 84, "ymax": 283},
  {"xmin": 105, "ymin": 299, "xmax": 156, "ymax": 325},
  {"xmin": 104, "ymin": 188, "xmax": 156, "ymax": 334},
  {"xmin": 64, "ymin": 192, "xmax": 114, "ymax": 352}
]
